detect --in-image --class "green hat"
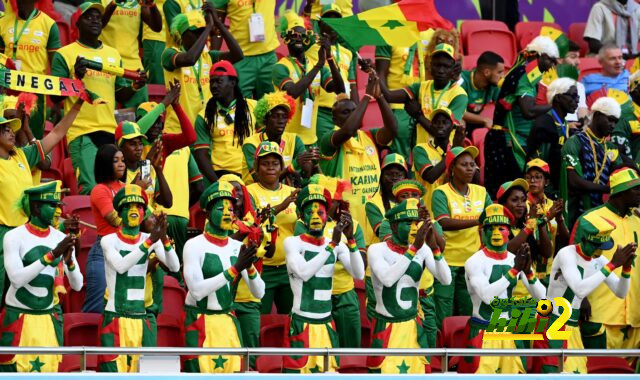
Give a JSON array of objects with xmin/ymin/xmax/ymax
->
[
  {"xmin": 445, "ymin": 146, "xmax": 478, "ymax": 173},
  {"xmin": 199, "ymin": 180, "xmax": 236, "ymax": 210},
  {"xmin": 78, "ymin": 2, "xmax": 105, "ymax": 17},
  {"xmin": 540, "ymin": 26, "xmax": 569, "ymax": 58},
  {"xmin": 280, "ymin": 10, "xmax": 306, "ymax": 37},
  {"xmin": 481, "ymin": 204, "xmax": 513, "ymax": 227},
  {"xmin": 113, "ymin": 184, "xmax": 148, "ymax": 212},
  {"xmin": 296, "ymin": 184, "xmax": 332, "ymax": 210},
  {"xmin": 392, "ymin": 179, "xmax": 426, "ymax": 199},
  {"xmin": 609, "ymin": 167, "xmax": 640, "ymax": 196},
  {"xmin": 23, "ymin": 180, "xmax": 64, "ymax": 204},
  {"xmin": 254, "ymin": 141, "xmax": 284, "ymax": 167},
  {"xmin": 0, "ymin": 116, "xmax": 21, "ymax": 133},
  {"xmin": 381, "ymin": 153, "xmax": 408, "ymax": 173},
  {"xmin": 427, "ymin": 107, "xmax": 455, "ymax": 123},
  {"xmin": 385, "ymin": 198, "xmax": 422, "ymax": 222},
  {"xmin": 320, "ymin": 3, "xmax": 343, "ymax": 17},
  {"xmin": 136, "ymin": 101, "xmax": 159, "ymax": 120},
  {"xmin": 432, "ymin": 43, "xmax": 455, "ymax": 60},
  {"xmin": 574, "ymin": 211, "xmax": 616, "ymax": 250},
  {"xmin": 496, "ymin": 178, "xmax": 529, "ymax": 201},
  {"xmin": 171, "ymin": 10, "xmax": 206, "ymax": 39},
  {"xmin": 115, "ymin": 121, "xmax": 145, "ymax": 146}
]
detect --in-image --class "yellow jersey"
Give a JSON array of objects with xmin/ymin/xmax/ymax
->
[
  {"xmin": 431, "ymin": 183, "xmax": 492, "ymax": 267},
  {"xmin": 142, "ymin": 0, "xmax": 166, "ymax": 42},
  {"xmin": 309, "ymin": 0, "xmax": 353, "ymax": 19},
  {"xmin": 246, "ymin": 182, "xmax": 297, "ymax": 266},
  {"xmin": 412, "ymin": 141, "xmax": 447, "ymax": 212},
  {"xmin": 212, "ymin": 0, "xmax": 279, "ymax": 57},
  {"xmin": 241, "ymin": 131, "xmax": 305, "ymax": 184},
  {"xmin": 375, "ymin": 44, "xmax": 420, "ymax": 109},
  {"xmin": 100, "ymin": 0, "xmax": 143, "ymax": 71},
  {"xmin": 0, "ymin": 10, "xmax": 59, "ymax": 74},
  {"xmin": 51, "ymin": 41, "xmax": 127, "ymax": 143},
  {"xmin": 126, "ymin": 166, "xmax": 158, "ymax": 208},
  {"xmin": 306, "ymin": 43, "xmax": 356, "ymax": 108},
  {"xmin": 193, "ymin": 99, "xmax": 257, "ymax": 175},
  {"xmin": 155, "ymin": 147, "xmax": 203, "ymax": 219}
]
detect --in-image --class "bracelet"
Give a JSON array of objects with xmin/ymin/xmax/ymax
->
[
  {"xmin": 68, "ymin": 261, "xmax": 76, "ymax": 271},
  {"xmin": 224, "ymin": 266, "xmax": 239, "ymax": 281},
  {"xmin": 404, "ymin": 245, "xmax": 417, "ymax": 260},
  {"xmin": 40, "ymin": 251, "xmax": 56, "ymax": 266},
  {"xmin": 247, "ymin": 265, "xmax": 258, "ymax": 279},
  {"xmin": 506, "ymin": 268, "xmax": 519, "ymax": 281},
  {"xmin": 622, "ymin": 266, "xmax": 632, "ymax": 278},
  {"xmin": 432, "ymin": 248, "xmax": 443, "ymax": 261},
  {"xmin": 347, "ymin": 239, "xmax": 358, "ymax": 252},
  {"xmin": 601, "ymin": 262, "xmax": 616, "ymax": 277},
  {"xmin": 140, "ymin": 239, "xmax": 153, "ymax": 254},
  {"xmin": 162, "ymin": 238, "xmax": 172, "ymax": 251},
  {"xmin": 327, "ymin": 241, "xmax": 337, "ymax": 253},
  {"xmin": 526, "ymin": 271, "xmax": 536, "ymax": 284}
]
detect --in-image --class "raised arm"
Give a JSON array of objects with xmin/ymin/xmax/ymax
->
[
  {"xmin": 172, "ymin": 18, "xmax": 213, "ymax": 68},
  {"xmin": 140, "ymin": 0, "xmax": 163, "ymax": 33},
  {"xmin": 41, "ymin": 99, "xmax": 83, "ymax": 155},
  {"xmin": 64, "ymin": 248, "xmax": 84, "ymax": 291},
  {"xmin": 204, "ymin": 3, "xmax": 244, "ymax": 63}
]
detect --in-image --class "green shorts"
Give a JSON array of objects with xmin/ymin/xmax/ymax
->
[
  {"xmin": 331, "ymin": 289, "xmax": 361, "ymax": 347},
  {"xmin": 234, "ymin": 51, "xmax": 277, "ymax": 99},
  {"xmin": 260, "ymin": 265, "xmax": 293, "ymax": 314},
  {"xmin": 166, "ymin": 215, "xmax": 188, "ymax": 264},
  {"xmin": 142, "ymin": 39, "xmax": 166, "ymax": 85}
]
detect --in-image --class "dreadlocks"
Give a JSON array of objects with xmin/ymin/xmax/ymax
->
[{"xmin": 204, "ymin": 81, "xmax": 253, "ymax": 147}]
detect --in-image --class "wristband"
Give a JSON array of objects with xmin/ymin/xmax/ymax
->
[
  {"xmin": 224, "ymin": 266, "xmax": 239, "ymax": 281},
  {"xmin": 506, "ymin": 268, "xmax": 519, "ymax": 282},
  {"xmin": 432, "ymin": 248, "xmax": 443, "ymax": 261},
  {"xmin": 68, "ymin": 261, "xmax": 76, "ymax": 271},
  {"xmin": 622, "ymin": 266, "xmax": 632, "ymax": 278},
  {"xmin": 247, "ymin": 265, "xmax": 258, "ymax": 279},
  {"xmin": 40, "ymin": 251, "xmax": 56, "ymax": 266},
  {"xmin": 526, "ymin": 271, "xmax": 536, "ymax": 284},
  {"xmin": 163, "ymin": 239, "xmax": 173, "ymax": 251},
  {"xmin": 347, "ymin": 239, "xmax": 358, "ymax": 252},
  {"xmin": 404, "ymin": 245, "xmax": 417, "ymax": 260},
  {"xmin": 601, "ymin": 262, "xmax": 616, "ymax": 277},
  {"xmin": 327, "ymin": 241, "xmax": 337, "ymax": 253},
  {"xmin": 140, "ymin": 239, "xmax": 153, "ymax": 254}
]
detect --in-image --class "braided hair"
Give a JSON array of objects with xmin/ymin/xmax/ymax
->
[{"xmin": 204, "ymin": 81, "xmax": 253, "ymax": 147}]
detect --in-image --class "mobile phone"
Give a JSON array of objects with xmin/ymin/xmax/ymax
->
[{"xmin": 139, "ymin": 160, "xmax": 151, "ymax": 181}]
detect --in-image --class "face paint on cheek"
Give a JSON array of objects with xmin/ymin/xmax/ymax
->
[
  {"xmin": 37, "ymin": 203, "xmax": 58, "ymax": 227},
  {"xmin": 52, "ymin": 207, "xmax": 62, "ymax": 228},
  {"xmin": 483, "ymin": 226, "xmax": 508, "ymax": 250},
  {"xmin": 220, "ymin": 199, "xmax": 234, "ymax": 230},
  {"xmin": 305, "ymin": 202, "xmax": 327, "ymax": 233},
  {"xmin": 125, "ymin": 205, "xmax": 143, "ymax": 227},
  {"xmin": 408, "ymin": 221, "xmax": 421, "ymax": 245},
  {"xmin": 395, "ymin": 220, "xmax": 412, "ymax": 245}
]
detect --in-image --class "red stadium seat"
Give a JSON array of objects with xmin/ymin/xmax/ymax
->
[
  {"xmin": 157, "ymin": 314, "xmax": 184, "ymax": 347},
  {"xmin": 462, "ymin": 54, "xmax": 480, "ymax": 71},
  {"xmin": 62, "ymin": 195, "xmax": 97, "ymax": 247},
  {"xmin": 260, "ymin": 314, "xmax": 288, "ymax": 347},
  {"xmin": 189, "ymin": 204, "xmax": 206, "ymax": 230},
  {"xmin": 460, "ymin": 20, "xmax": 509, "ymax": 55},
  {"xmin": 472, "ymin": 127, "xmax": 489, "ymax": 186},
  {"xmin": 148, "ymin": 84, "xmax": 167, "ymax": 104},
  {"xmin": 338, "ymin": 355, "xmax": 367, "ymax": 373},
  {"xmin": 56, "ymin": 20, "xmax": 71, "ymax": 47},
  {"xmin": 63, "ymin": 158, "xmax": 79, "ymax": 195},
  {"xmin": 161, "ymin": 275, "xmax": 186, "ymax": 320},
  {"xmin": 587, "ymin": 357, "xmax": 634, "ymax": 374},
  {"xmin": 467, "ymin": 30, "xmax": 517, "ymax": 67},
  {"xmin": 568, "ymin": 23, "xmax": 588, "ymax": 57},
  {"xmin": 578, "ymin": 57, "xmax": 601, "ymax": 80},
  {"xmin": 62, "ymin": 287, "xmax": 85, "ymax": 314},
  {"xmin": 361, "ymin": 100, "xmax": 382, "ymax": 131},
  {"xmin": 515, "ymin": 21, "xmax": 563, "ymax": 51},
  {"xmin": 74, "ymin": 245, "xmax": 90, "ymax": 281},
  {"xmin": 441, "ymin": 316, "xmax": 469, "ymax": 370},
  {"xmin": 60, "ymin": 312, "xmax": 100, "ymax": 372},
  {"xmin": 256, "ymin": 355, "xmax": 283, "ymax": 373}
]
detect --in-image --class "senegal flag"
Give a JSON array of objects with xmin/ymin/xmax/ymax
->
[{"xmin": 321, "ymin": 0, "xmax": 453, "ymax": 49}]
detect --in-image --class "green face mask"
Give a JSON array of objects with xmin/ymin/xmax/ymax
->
[
  {"xmin": 33, "ymin": 203, "xmax": 60, "ymax": 228},
  {"xmin": 393, "ymin": 219, "xmax": 413, "ymax": 245},
  {"xmin": 482, "ymin": 225, "xmax": 509, "ymax": 251}
]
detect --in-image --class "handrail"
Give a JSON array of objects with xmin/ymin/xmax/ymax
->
[{"xmin": 7, "ymin": 347, "xmax": 640, "ymax": 373}]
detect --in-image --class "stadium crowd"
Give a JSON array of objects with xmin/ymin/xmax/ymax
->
[{"xmin": 0, "ymin": 0, "xmax": 639, "ymax": 375}]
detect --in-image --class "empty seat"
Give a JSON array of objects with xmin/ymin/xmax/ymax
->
[
  {"xmin": 441, "ymin": 316, "xmax": 469, "ymax": 369},
  {"xmin": 515, "ymin": 21, "xmax": 563, "ymax": 51},
  {"xmin": 256, "ymin": 355, "xmax": 283, "ymax": 373},
  {"xmin": 259, "ymin": 314, "xmax": 288, "ymax": 348},
  {"xmin": 462, "ymin": 54, "xmax": 480, "ymax": 71},
  {"xmin": 62, "ymin": 287, "xmax": 85, "ymax": 314},
  {"xmin": 467, "ymin": 30, "xmax": 517, "ymax": 67},
  {"xmin": 157, "ymin": 314, "xmax": 184, "ymax": 347},
  {"xmin": 148, "ymin": 84, "xmax": 167, "ymax": 104},
  {"xmin": 338, "ymin": 355, "xmax": 367, "ymax": 373},
  {"xmin": 568, "ymin": 23, "xmax": 588, "ymax": 56},
  {"xmin": 460, "ymin": 20, "xmax": 509, "ymax": 55},
  {"xmin": 60, "ymin": 312, "xmax": 101, "ymax": 372},
  {"xmin": 587, "ymin": 356, "xmax": 634, "ymax": 374},
  {"xmin": 578, "ymin": 57, "xmax": 601, "ymax": 80},
  {"xmin": 161, "ymin": 275, "xmax": 186, "ymax": 320}
]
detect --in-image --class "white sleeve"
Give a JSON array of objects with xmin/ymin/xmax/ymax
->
[
  {"xmin": 151, "ymin": 240, "xmax": 180, "ymax": 273},
  {"xmin": 4, "ymin": 231, "xmax": 47, "ymax": 289},
  {"xmin": 241, "ymin": 265, "xmax": 265, "ymax": 299},
  {"xmin": 336, "ymin": 243, "xmax": 365, "ymax": 280},
  {"xmin": 183, "ymin": 239, "xmax": 231, "ymax": 302},
  {"xmin": 102, "ymin": 236, "xmax": 147, "ymax": 275},
  {"xmin": 421, "ymin": 245, "xmax": 451, "ymax": 285},
  {"xmin": 557, "ymin": 250, "xmax": 608, "ymax": 299},
  {"xmin": 368, "ymin": 244, "xmax": 412, "ymax": 288},
  {"xmin": 284, "ymin": 237, "xmax": 331, "ymax": 282},
  {"xmin": 465, "ymin": 255, "xmax": 512, "ymax": 305},
  {"xmin": 583, "ymin": 4, "xmax": 604, "ymax": 40},
  {"xmin": 602, "ymin": 257, "xmax": 631, "ymax": 298},
  {"xmin": 518, "ymin": 271, "xmax": 546, "ymax": 300},
  {"xmin": 64, "ymin": 247, "xmax": 83, "ymax": 291}
]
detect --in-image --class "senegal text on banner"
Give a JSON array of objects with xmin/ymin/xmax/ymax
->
[{"xmin": 0, "ymin": 68, "xmax": 104, "ymax": 104}]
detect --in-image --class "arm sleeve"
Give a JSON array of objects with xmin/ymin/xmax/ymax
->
[
  {"xmin": 90, "ymin": 185, "xmax": 117, "ymax": 219},
  {"xmin": 403, "ymin": 82, "xmax": 421, "ymax": 100},
  {"xmin": 412, "ymin": 145, "xmax": 433, "ymax": 178},
  {"xmin": 138, "ymin": 103, "xmax": 166, "ymax": 134},
  {"xmin": 47, "ymin": 22, "xmax": 61, "ymax": 51},
  {"xmin": 272, "ymin": 63, "xmax": 293, "ymax": 90},
  {"xmin": 561, "ymin": 137, "xmax": 583, "ymax": 174},
  {"xmin": 64, "ymin": 247, "xmax": 84, "ymax": 291},
  {"xmin": 365, "ymin": 202, "xmax": 384, "ymax": 234},
  {"xmin": 336, "ymin": 242, "xmax": 365, "ymax": 280},
  {"xmin": 187, "ymin": 154, "xmax": 203, "ymax": 183},
  {"xmin": 182, "ymin": 240, "xmax": 232, "ymax": 301},
  {"xmin": 161, "ymin": 47, "xmax": 179, "ymax": 72},
  {"xmin": 367, "ymin": 244, "xmax": 412, "ymax": 288},
  {"xmin": 464, "ymin": 256, "xmax": 514, "ymax": 305},
  {"xmin": 151, "ymin": 240, "xmax": 180, "ymax": 273},
  {"xmin": 242, "ymin": 142, "xmax": 257, "ymax": 175},
  {"xmin": 284, "ymin": 237, "xmax": 331, "ymax": 282},
  {"xmin": 431, "ymin": 189, "xmax": 450, "ymax": 221},
  {"xmin": 484, "ymin": 191, "xmax": 493, "ymax": 208},
  {"xmin": 4, "ymin": 232, "xmax": 48, "ymax": 289},
  {"xmin": 318, "ymin": 129, "xmax": 339, "ymax": 157},
  {"xmin": 163, "ymin": 103, "xmax": 197, "ymax": 153},
  {"xmin": 603, "ymin": 259, "xmax": 631, "ymax": 298},
  {"xmin": 241, "ymin": 265, "xmax": 265, "ymax": 299},
  {"xmin": 449, "ymin": 93, "xmax": 468, "ymax": 122},
  {"xmin": 347, "ymin": 52, "xmax": 357, "ymax": 82},
  {"xmin": 320, "ymin": 66, "xmax": 333, "ymax": 89},
  {"xmin": 211, "ymin": 0, "xmax": 230, "ymax": 9},
  {"xmin": 557, "ymin": 250, "xmax": 609, "ymax": 299},
  {"xmin": 50, "ymin": 52, "xmax": 70, "ymax": 78},
  {"xmin": 375, "ymin": 45, "xmax": 392, "ymax": 60},
  {"xmin": 519, "ymin": 271, "xmax": 546, "ymax": 300},
  {"xmin": 290, "ymin": 136, "xmax": 306, "ymax": 171},
  {"xmin": 583, "ymin": 4, "xmax": 604, "ymax": 40},
  {"xmin": 194, "ymin": 114, "xmax": 211, "ymax": 150},
  {"xmin": 515, "ymin": 76, "xmax": 535, "ymax": 97},
  {"xmin": 420, "ymin": 245, "xmax": 451, "ymax": 285},
  {"xmin": 354, "ymin": 223, "xmax": 366, "ymax": 251},
  {"xmin": 22, "ymin": 141, "xmax": 45, "ymax": 168},
  {"xmin": 101, "ymin": 237, "xmax": 148, "ymax": 275}
]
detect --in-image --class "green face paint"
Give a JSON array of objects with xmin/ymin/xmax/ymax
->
[
  {"xmin": 393, "ymin": 219, "xmax": 413, "ymax": 245},
  {"xmin": 121, "ymin": 204, "xmax": 143, "ymax": 230},
  {"xmin": 206, "ymin": 198, "xmax": 234, "ymax": 237},
  {"xmin": 303, "ymin": 201, "xmax": 327, "ymax": 236},
  {"xmin": 32, "ymin": 202, "xmax": 60, "ymax": 228},
  {"xmin": 580, "ymin": 240, "xmax": 602, "ymax": 257}
]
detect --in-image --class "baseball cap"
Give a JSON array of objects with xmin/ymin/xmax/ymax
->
[
  {"xmin": 320, "ymin": 3, "xmax": 343, "ymax": 17},
  {"xmin": 496, "ymin": 179, "xmax": 529, "ymax": 201},
  {"xmin": 115, "ymin": 121, "xmax": 145, "ymax": 146},
  {"xmin": 526, "ymin": 158, "xmax": 551, "ymax": 176},
  {"xmin": 381, "ymin": 153, "xmax": 408, "ymax": 173},
  {"xmin": 428, "ymin": 107, "xmax": 455, "ymax": 123},
  {"xmin": 78, "ymin": 2, "xmax": 105, "ymax": 16},
  {"xmin": 609, "ymin": 167, "xmax": 640, "ymax": 196},
  {"xmin": 210, "ymin": 60, "xmax": 238, "ymax": 78},
  {"xmin": 0, "ymin": 116, "xmax": 21, "ymax": 133},
  {"xmin": 445, "ymin": 146, "xmax": 478, "ymax": 173},
  {"xmin": 431, "ymin": 43, "xmax": 455, "ymax": 60},
  {"xmin": 574, "ymin": 213, "xmax": 615, "ymax": 251},
  {"xmin": 481, "ymin": 204, "xmax": 513, "ymax": 227}
]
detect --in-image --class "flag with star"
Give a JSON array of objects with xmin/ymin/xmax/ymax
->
[{"xmin": 321, "ymin": 0, "xmax": 453, "ymax": 49}]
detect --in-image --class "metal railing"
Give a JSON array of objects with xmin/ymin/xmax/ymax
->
[{"xmin": 4, "ymin": 347, "xmax": 640, "ymax": 373}]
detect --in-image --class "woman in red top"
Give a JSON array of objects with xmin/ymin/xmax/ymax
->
[{"xmin": 83, "ymin": 144, "xmax": 126, "ymax": 313}]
